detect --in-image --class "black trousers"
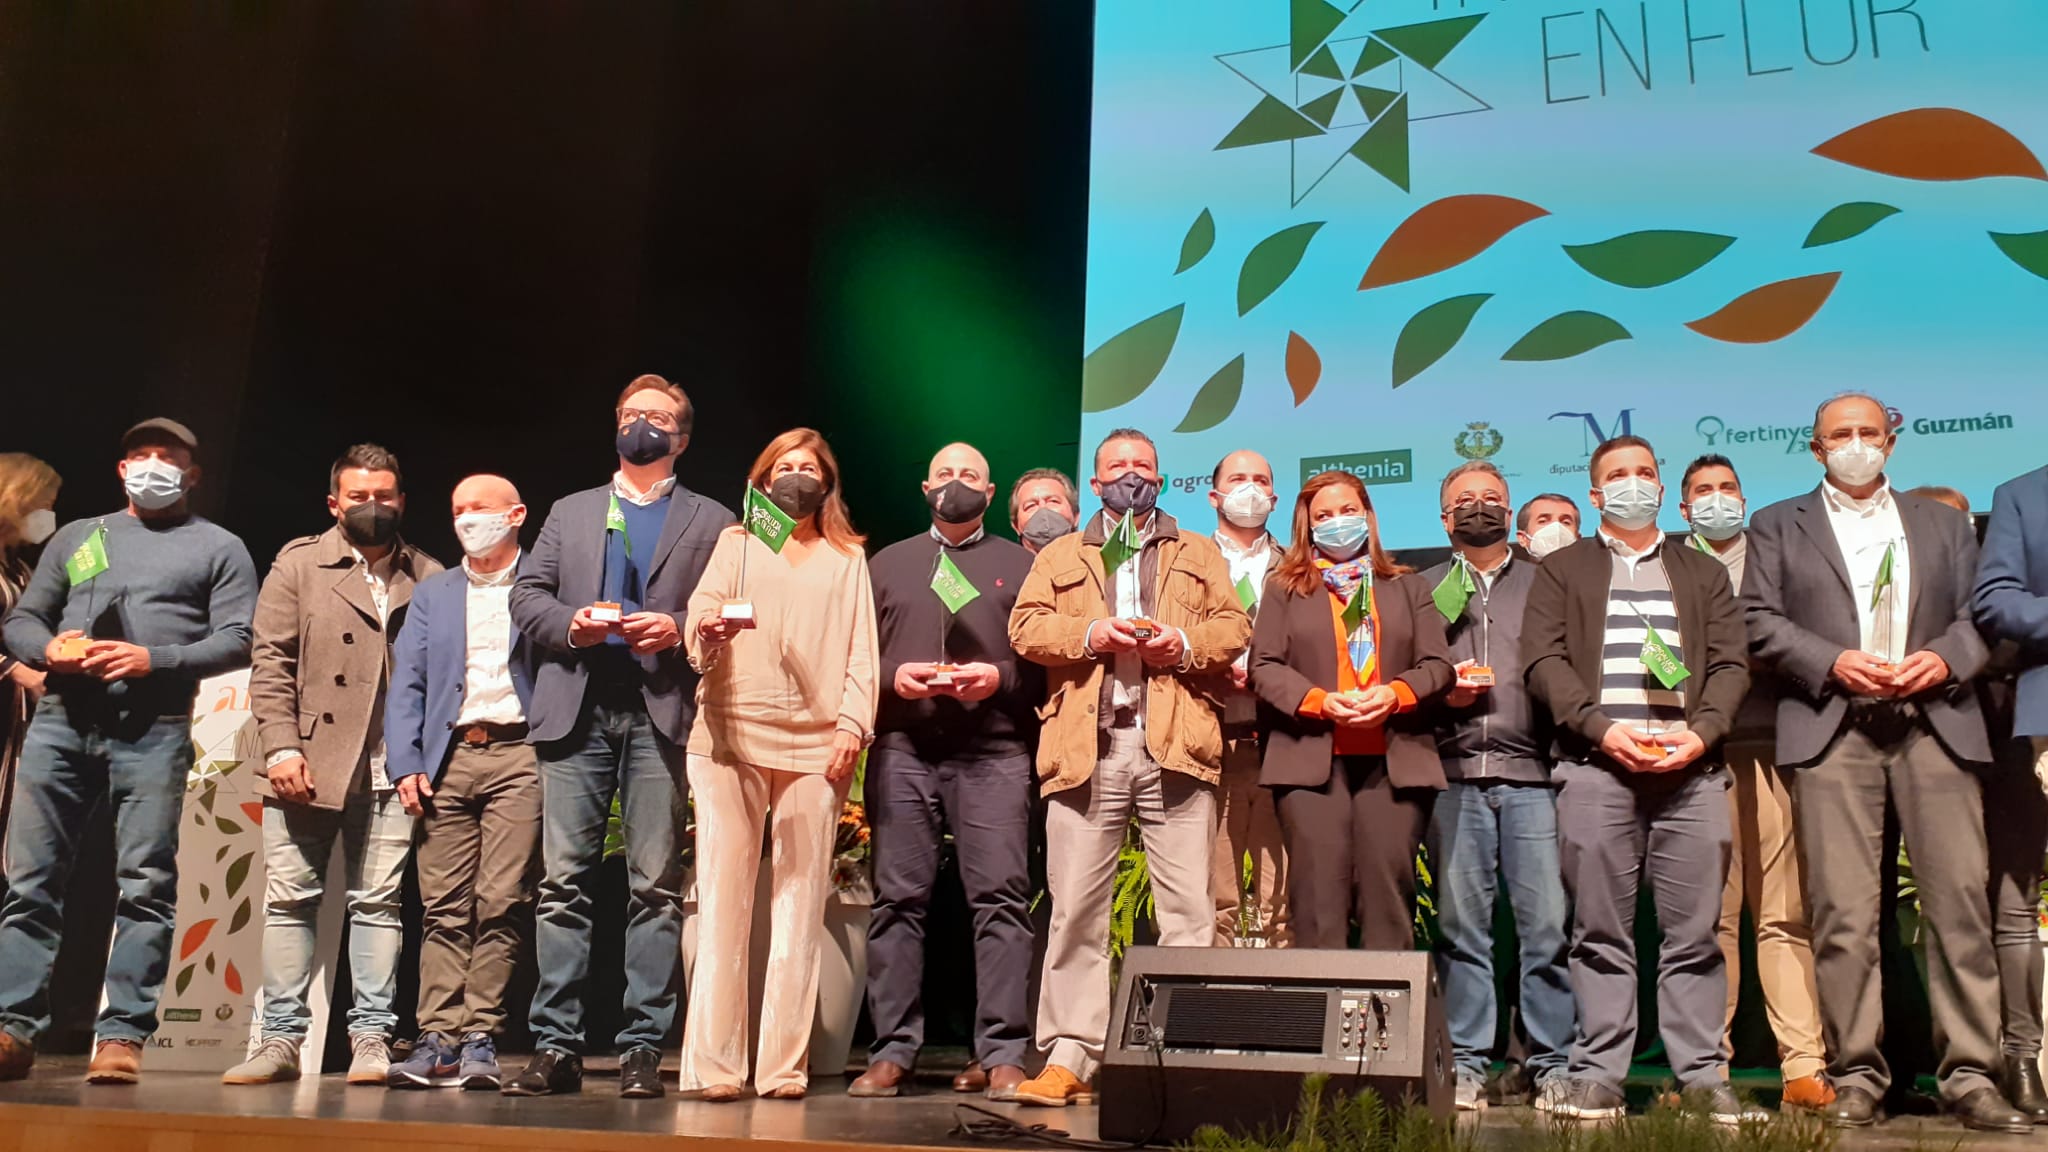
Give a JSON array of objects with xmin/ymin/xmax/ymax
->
[
  {"xmin": 863, "ymin": 747, "xmax": 1034, "ymax": 1070},
  {"xmin": 1274, "ymin": 755, "xmax": 1435, "ymax": 950}
]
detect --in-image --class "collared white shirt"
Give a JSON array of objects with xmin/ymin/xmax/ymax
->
[
  {"xmin": 1598, "ymin": 526, "xmax": 1663, "ymax": 572},
  {"xmin": 1456, "ymin": 548, "xmax": 1512, "ymax": 592},
  {"xmin": 612, "ymin": 470, "xmax": 677, "ymax": 507},
  {"xmin": 355, "ymin": 546, "xmax": 396, "ymax": 790},
  {"xmin": 1104, "ymin": 511, "xmax": 1147, "ymax": 720},
  {"xmin": 457, "ymin": 552, "xmax": 525, "ymax": 727},
  {"xmin": 930, "ymin": 522, "xmax": 986, "ymax": 548},
  {"xmin": 1215, "ymin": 530, "xmax": 1276, "ymax": 725},
  {"xmin": 1820, "ymin": 478, "xmax": 1911, "ymax": 666}
]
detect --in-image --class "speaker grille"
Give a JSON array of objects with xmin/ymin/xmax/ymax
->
[{"xmin": 1162, "ymin": 987, "xmax": 1325, "ymax": 1052}]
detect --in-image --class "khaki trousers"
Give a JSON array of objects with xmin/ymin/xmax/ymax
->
[
  {"xmin": 1038, "ymin": 726, "xmax": 1216, "ymax": 1082},
  {"xmin": 415, "ymin": 740, "xmax": 542, "ymax": 1037},
  {"xmin": 1210, "ymin": 736, "xmax": 1289, "ymax": 946},
  {"xmin": 1715, "ymin": 744, "xmax": 1827, "ymax": 1081},
  {"xmin": 679, "ymin": 755, "xmax": 848, "ymax": 1094}
]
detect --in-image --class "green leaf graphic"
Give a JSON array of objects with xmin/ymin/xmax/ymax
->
[
  {"xmin": 1174, "ymin": 355, "xmax": 1247, "ymax": 433},
  {"xmin": 199, "ymin": 786, "xmax": 217, "ymax": 814},
  {"xmin": 1804, "ymin": 202, "xmax": 1900, "ymax": 248},
  {"xmin": 230, "ymin": 898, "xmax": 252, "ymax": 935},
  {"xmin": 1083, "ymin": 305, "xmax": 1184, "ymax": 413},
  {"xmin": 1238, "ymin": 222, "xmax": 1325, "ymax": 316},
  {"xmin": 175, "ymin": 964, "xmax": 194, "ymax": 996},
  {"xmin": 215, "ymin": 844, "xmax": 230, "ymax": 863},
  {"xmin": 205, "ymin": 953, "xmax": 216, "ymax": 975},
  {"xmin": 1990, "ymin": 229, "xmax": 2048, "ymax": 281},
  {"xmin": 1563, "ymin": 230, "xmax": 1735, "ymax": 288},
  {"xmin": 1392, "ymin": 294, "xmax": 1492, "ymax": 388},
  {"xmin": 1502, "ymin": 311, "xmax": 1632, "ymax": 361},
  {"xmin": 1176, "ymin": 209, "xmax": 1215, "ymax": 275},
  {"xmin": 199, "ymin": 883, "xmax": 211, "ymax": 904},
  {"xmin": 225, "ymin": 852, "xmax": 254, "ymax": 899},
  {"xmin": 215, "ymin": 817, "xmax": 240, "ymax": 835}
]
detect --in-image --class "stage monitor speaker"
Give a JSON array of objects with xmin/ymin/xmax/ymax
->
[{"xmin": 1097, "ymin": 946, "xmax": 1452, "ymax": 1144}]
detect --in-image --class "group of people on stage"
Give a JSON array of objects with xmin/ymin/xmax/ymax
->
[{"xmin": 3, "ymin": 382, "xmax": 2048, "ymax": 1133}]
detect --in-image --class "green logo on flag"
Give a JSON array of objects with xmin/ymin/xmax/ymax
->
[
  {"xmin": 742, "ymin": 486, "xmax": 796, "ymax": 554},
  {"xmin": 1871, "ymin": 541, "xmax": 1894, "ymax": 611},
  {"xmin": 1234, "ymin": 573, "xmax": 1257, "ymax": 611},
  {"xmin": 1637, "ymin": 614, "xmax": 1691, "ymax": 690},
  {"xmin": 1341, "ymin": 580, "xmax": 1370, "ymax": 638},
  {"xmin": 931, "ymin": 551, "xmax": 980, "ymax": 614},
  {"xmin": 1099, "ymin": 512, "xmax": 1141, "ymax": 573},
  {"xmin": 65, "ymin": 524, "xmax": 109, "ymax": 586},
  {"xmin": 1431, "ymin": 561, "xmax": 1475, "ymax": 622},
  {"xmin": 605, "ymin": 493, "xmax": 631, "ymax": 556}
]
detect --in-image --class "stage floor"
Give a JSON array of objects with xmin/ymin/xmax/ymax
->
[{"xmin": 0, "ymin": 1055, "xmax": 2016, "ymax": 1151}]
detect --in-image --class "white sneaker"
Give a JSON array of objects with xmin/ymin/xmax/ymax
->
[
  {"xmin": 1533, "ymin": 1077, "xmax": 1571, "ymax": 1114},
  {"xmin": 1455, "ymin": 1072, "xmax": 1486, "ymax": 1112},
  {"xmin": 222, "ymin": 1037, "xmax": 301, "ymax": 1085},
  {"xmin": 347, "ymin": 1033, "xmax": 390, "ymax": 1086}
]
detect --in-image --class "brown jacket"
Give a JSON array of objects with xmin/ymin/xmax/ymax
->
[
  {"xmin": 1249, "ymin": 571, "xmax": 1454, "ymax": 790},
  {"xmin": 250, "ymin": 527, "xmax": 441, "ymax": 809},
  {"xmin": 1008, "ymin": 511, "xmax": 1251, "ymax": 794}
]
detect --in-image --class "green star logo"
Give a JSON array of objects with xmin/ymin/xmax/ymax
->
[{"xmin": 1217, "ymin": 0, "xmax": 1491, "ymax": 204}]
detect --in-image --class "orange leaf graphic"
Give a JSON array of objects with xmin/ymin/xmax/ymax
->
[
  {"xmin": 1813, "ymin": 108, "xmax": 2046, "ymax": 182},
  {"xmin": 1685, "ymin": 272, "xmax": 1842, "ymax": 344},
  {"xmin": 1285, "ymin": 332, "xmax": 1322, "ymax": 406},
  {"xmin": 224, "ymin": 960, "xmax": 243, "ymax": 996},
  {"xmin": 179, "ymin": 918, "xmax": 218, "ymax": 961},
  {"xmin": 1360, "ymin": 194, "xmax": 1549, "ymax": 290},
  {"xmin": 240, "ymin": 802, "xmax": 263, "ymax": 828}
]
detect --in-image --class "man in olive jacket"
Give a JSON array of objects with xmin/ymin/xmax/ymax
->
[
  {"xmin": 232, "ymin": 444, "xmax": 441, "ymax": 1086},
  {"xmin": 1007, "ymin": 427, "xmax": 1250, "ymax": 1108}
]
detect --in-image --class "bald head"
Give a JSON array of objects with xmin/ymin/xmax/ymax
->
[
  {"xmin": 924, "ymin": 442, "xmax": 994, "ymax": 532},
  {"xmin": 928, "ymin": 442, "xmax": 989, "ymax": 484},
  {"xmin": 449, "ymin": 473, "xmax": 526, "ymax": 564},
  {"xmin": 1209, "ymin": 448, "xmax": 1277, "ymax": 531},
  {"xmin": 452, "ymin": 473, "xmax": 521, "ymax": 510}
]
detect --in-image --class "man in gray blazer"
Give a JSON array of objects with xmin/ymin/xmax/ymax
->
[
  {"xmin": 503, "ymin": 375, "xmax": 734, "ymax": 1099},
  {"xmin": 1744, "ymin": 392, "xmax": 2023, "ymax": 1132}
]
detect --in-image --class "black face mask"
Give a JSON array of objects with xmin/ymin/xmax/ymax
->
[
  {"xmin": 926, "ymin": 480, "xmax": 990, "ymax": 525},
  {"xmin": 769, "ymin": 473, "xmax": 827, "ymax": 520},
  {"xmin": 1450, "ymin": 503, "xmax": 1509, "ymax": 548},
  {"xmin": 1019, "ymin": 507, "xmax": 1075, "ymax": 552},
  {"xmin": 340, "ymin": 501, "xmax": 401, "ymax": 548},
  {"xmin": 1098, "ymin": 471, "xmax": 1161, "ymax": 517},
  {"xmin": 615, "ymin": 419, "xmax": 674, "ymax": 467}
]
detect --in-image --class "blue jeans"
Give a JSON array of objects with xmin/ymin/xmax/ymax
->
[
  {"xmin": 529, "ymin": 701, "xmax": 685, "ymax": 1054},
  {"xmin": 1430, "ymin": 780, "xmax": 1574, "ymax": 1083},
  {"xmin": 0, "ymin": 698, "xmax": 188, "ymax": 1044},
  {"xmin": 256, "ymin": 789, "xmax": 415, "ymax": 1039}
]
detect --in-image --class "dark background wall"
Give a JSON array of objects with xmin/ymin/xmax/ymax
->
[{"xmin": 0, "ymin": 0, "xmax": 1091, "ymax": 1052}]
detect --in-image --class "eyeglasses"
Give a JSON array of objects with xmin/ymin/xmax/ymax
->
[
  {"xmin": 617, "ymin": 408, "xmax": 679, "ymax": 432},
  {"xmin": 1442, "ymin": 493, "xmax": 1507, "ymax": 514}
]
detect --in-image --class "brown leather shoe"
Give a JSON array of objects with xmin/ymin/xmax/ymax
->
[
  {"xmin": 1780, "ymin": 1075, "xmax": 1836, "ymax": 1111},
  {"xmin": 85, "ymin": 1039, "xmax": 141, "ymax": 1085},
  {"xmin": 849, "ymin": 1060, "xmax": 910, "ymax": 1098},
  {"xmin": 986, "ymin": 1064, "xmax": 1028, "ymax": 1102},
  {"xmin": 0, "ymin": 1031, "xmax": 33, "ymax": 1081},
  {"xmin": 953, "ymin": 1061, "xmax": 988, "ymax": 1093}
]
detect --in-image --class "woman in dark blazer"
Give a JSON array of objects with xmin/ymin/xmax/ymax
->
[{"xmin": 1250, "ymin": 470, "xmax": 1454, "ymax": 950}]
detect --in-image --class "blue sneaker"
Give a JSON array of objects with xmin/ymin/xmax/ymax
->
[
  {"xmin": 388, "ymin": 1033, "xmax": 458, "ymax": 1089},
  {"xmin": 457, "ymin": 1033, "xmax": 501, "ymax": 1092}
]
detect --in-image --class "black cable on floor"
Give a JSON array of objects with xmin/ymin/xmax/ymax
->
[{"xmin": 949, "ymin": 1102, "xmax": 1144, "ymax": 1151}]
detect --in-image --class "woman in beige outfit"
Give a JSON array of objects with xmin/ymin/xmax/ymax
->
[{"xmin": 680, "ymin": 428, "xmax": 878, "ymax": 1102}]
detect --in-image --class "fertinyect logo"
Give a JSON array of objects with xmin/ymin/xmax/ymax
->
[
  {"xmin": 1217, "ymin": 2, "xmax": 1491, "ymax": 204},
  {"xmin": 1697, "ymin": 407, "xmax": 1910, "ymax": 453},
  {"xmin": 1453, "ymin": 422, "xmax": 1503, "ymax": 461}
]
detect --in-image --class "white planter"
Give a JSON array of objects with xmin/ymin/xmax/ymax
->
[{"xmin": 681, "ymin": 870, "xmax": 872, "ymax": 1079}]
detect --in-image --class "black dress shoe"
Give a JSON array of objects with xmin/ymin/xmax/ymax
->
[
  {"xmin": 1953, "ymin": 1087, "xmax": 2033, "ymax": 1134},
  {"xmin": 619, "ymin": 1048, "xmax": 665, "ymax": 1099},
  {"xmin": 501, "ymin": 1050, "xmax": 583, "ymax": 1097},
  {"xmin": 2002, "ymin": 1061, "xmax": 2048, "ymax": 1123},
  {"xmin": 1821, "ymin": 1086, "xmax": 1882, "ymax": 1128}
]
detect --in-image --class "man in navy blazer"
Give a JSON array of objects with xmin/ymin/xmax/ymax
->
[
  {"xmin": 1977, "ymin": 464, "xmax": 2048, "ymax": 753},
  {"xmin": 503, "ymin": 376, "xmax": 734, "ymax": 1099},
  {"xmin": 384, "ymin": 474, "xmax": 537, "ymax": 1091}
]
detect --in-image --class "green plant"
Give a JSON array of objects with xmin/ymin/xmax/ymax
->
[
  {"xmin": 1111, "ymin": 823, "xmax": 1156, "ymax": 961},
  {"xmin": 1186, "ymin": 1075, "xmax": 1468, "ymax": 1152}
]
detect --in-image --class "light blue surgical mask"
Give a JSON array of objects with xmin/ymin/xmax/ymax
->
[
  {"xmin": 124, "ymin": 457, "xmax": 187, "ymax": 511},
  {"xmin": 1687, "ymin": 491, "xmax": 1745, "ymax": 541},
  {"xmin": 1597, "ymin": 476, "xmax": 1662, "ymax": 531},
  {"xmin": 1311, "ymin": 514, "xmax": 1369, "ymax": 561}
]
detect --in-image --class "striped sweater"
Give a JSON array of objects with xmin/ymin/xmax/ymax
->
[{"xmin": 1597, "ymin": 546, "xmax": 1688, "ymax": 736}]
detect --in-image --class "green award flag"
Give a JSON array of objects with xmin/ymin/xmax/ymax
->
[
  {"xmin": 1098, "ymin": 511, "xmax": 1141, "ymax": 573},
  {"xmin": 1633, "ymin": 605, "xmax": 1691, "ymax": 690},
  {"xmin": 1871, "ymin": 541, "xmax": 1894, "ymax": 611},
  {"xmin": 65, "ymin": 523, "xmax": 109, "ymax": 586},
  {"xmin": 931, "ymin": 550, "xmax": 980, "ymax": 613},
  {"xmin": 742, "ymin": 486, "xmax": 796, "ymax": 554},
  {"xmin": 1341, "ymin": 580, "xmax": 1369, "ymax": 637},
  {"xmin": 605, "ymin": 493, "xmax": 632, "ymax": 555},
  {"xmin": 1233, "ymin": 573, "xmax": 1257, "ymax": 611},
  {"xmin": 1432, "ymin": 561, "xmax": 1476, "ymax": 622}
]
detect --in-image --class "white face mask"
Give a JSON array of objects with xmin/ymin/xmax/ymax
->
[
  {"xmin": 1597, "ymin": 476, "xmax": 1663, "ymax": 531},
  {"xmin": 453, "ymin": 511, "xmax": 517, "ymax": 559},
  {"xmin": 1687, "ymin": 491, "xmax": 1745, "ymax": 541},
  {"xmin": 1525, "ymin": 521, "xmax": 1577, "ymax": 559},
  {"xmin": 1217, "ymin": 482, "xmax": 1275, "ymax": 529},
  {"xmin": 1825, "ymin": 437, "xmax": 1888, "ymax": 488},
  {"xmin": 21, "ymin": 509, "xmax": 57, "ymax": 545},
  {"xmin": 123, "ymin": 457, "xmax": 187, "ymax": 511}
]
